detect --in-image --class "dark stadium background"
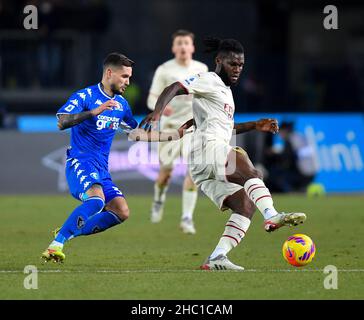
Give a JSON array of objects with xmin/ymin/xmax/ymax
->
[{"xmin": 0, "ymin": 0, "xmax": 363, "ymax": 194}]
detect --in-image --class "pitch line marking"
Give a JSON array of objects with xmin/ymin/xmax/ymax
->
[{"xmin": 1, "ymin": 269, "xmax": 364, "ymax": 274}]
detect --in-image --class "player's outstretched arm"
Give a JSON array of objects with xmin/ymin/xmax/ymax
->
[
  {"xmin": 139, "ymin": 82, "xmax": 187, "ymax": 130},
  {"xmin": 234, "ymin": 118, "xmax": 279, "ymax": 135},
  {"xmin": 128, "ymin": 118, "xmax": 194, "ymax": 142},
  {"xmin": 57, "ymin": 100, "xmax": 117, "ymax": 130}
]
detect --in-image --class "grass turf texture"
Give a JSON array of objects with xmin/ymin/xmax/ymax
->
[{"xmin": 0, "ymin": 194, "xmax": 363, "ymax": 299}]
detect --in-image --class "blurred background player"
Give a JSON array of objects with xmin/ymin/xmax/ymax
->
[
  {"xmin": 147, "ymin": 29, "xmax": 208, "ymax": 234},
  {"xmin": 263, "ymin": 121, "xmax": 317, "ymax": 193}
]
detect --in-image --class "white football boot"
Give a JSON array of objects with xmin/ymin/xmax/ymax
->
[
  {"xmin": 150, "ymin": 201, "xmax": 164, "ymax": 223},
  {"xmin": 264, "ymin": 212, "xmax": 306, "ymax": 232},
  {"xmin": 180, "ymin": 218, "xmax": 196, "ymax": 235},
  {"xmin": 200, "ymin": 254, "xmax": 244, "ymax": 271}
]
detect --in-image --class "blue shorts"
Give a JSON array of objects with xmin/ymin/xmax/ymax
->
[{"xmin": 65, "ymin": 157, "xmax": 124, "ymax": 203}]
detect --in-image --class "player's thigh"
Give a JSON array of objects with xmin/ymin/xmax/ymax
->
[
  {"xmin": 86, "ymin": 184, "xmax": 105, "ymax": 200},
  {"xmin": 225, "ymin": 147, "xmax": 262, "ymax": 186},
  {"xmin": 222, "ymin": 188, "xmax": 256, "ymax": 219},
  {"xmin": 199, "ymin": 179, "xmax": 243, "ymax": 212},
  {"xmin": 66, "ymin": 158, "xmax": 105, "ymax": 201}
]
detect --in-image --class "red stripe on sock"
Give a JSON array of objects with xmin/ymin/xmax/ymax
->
[
  {"xmin": 222, "ymin": 235, "xmax": 240, "ymax": 245},
  {"xmin": 255, "ymin": 195, "xmax": 272, "ymax": 204},
  {"xmin": 225, "ymin": 224, "xmax": 246, "ymax": 235},
  {"xmin": 246, "ymin": 184, "xmax": 258, "ymax": 194},
  {"xmin": 248, "ymin": 186, "xmax": 266, "ymax": 198}
]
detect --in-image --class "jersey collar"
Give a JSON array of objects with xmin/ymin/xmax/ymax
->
[{"xmin": 98, "ymin": 83, "xmax": 116, "ymax": 100}]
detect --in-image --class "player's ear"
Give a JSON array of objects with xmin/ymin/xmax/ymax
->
[
  {"xmin": 106, "ymin": 67, "xmax": 112, "ymax": 79},
  {"xmin": 215, "ymin": 55, "xmax": 222, "ymax": 65}
]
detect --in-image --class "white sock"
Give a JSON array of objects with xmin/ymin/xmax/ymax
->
[
  {"xmin": 182, "ymin": 189, "xmax": 198, "ymax": 221},
  {"xmin": 210, "ymin": 213, "xmax": 251, "ymax": 259},
  {"xmin": 154, "ymin": 183, "xmax": 168, "ymax": 203},
  {"xmin": 50, "ymin": 240, "xmax": 64, "ymax": 249},
  {"xmin": 244, "ymin": 178, "xmax": 278, "ymax": 220}
]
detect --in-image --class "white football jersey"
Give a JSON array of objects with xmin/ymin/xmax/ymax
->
[
  {"xmin": 180, "ymin": 72, "xmax": 235, "ymax": 144},
  {"xmin": 147, "ymin": 59, "xmax": 208, "ymax": 127}
]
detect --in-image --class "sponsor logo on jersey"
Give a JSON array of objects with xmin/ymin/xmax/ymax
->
[
  {"xmin": 96, "ymin": 115, "xmax": 120, "ymax": 131},
  {"xmin": 224, "ymin": 103, "xmax": 234, "ymax": 120}
]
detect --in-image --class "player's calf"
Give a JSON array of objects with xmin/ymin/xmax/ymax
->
[{"xmin": 226, "ymin": 149, "xmax": 307, "ymax": 231}]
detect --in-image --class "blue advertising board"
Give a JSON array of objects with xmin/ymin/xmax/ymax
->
[
  {"xmin": 17, "ymin": 113, "xmax": 364, "ymax": 192},
  {"xmin": 234, "ymin": 113, "xmax": 364, "ymax": 192}
]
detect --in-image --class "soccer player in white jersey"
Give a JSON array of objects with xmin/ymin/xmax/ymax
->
[
  {"xmin": 140, "ymin": 37, "xmax": 307, "ymax": 271},
  {"xmin": 147, "ymin": 30, "xmax": 208, "ymax": 234}
]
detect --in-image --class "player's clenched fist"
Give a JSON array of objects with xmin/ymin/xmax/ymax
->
[{"xmin": 91, "ymin": 100, "xmax": 118, "ymax": 116}]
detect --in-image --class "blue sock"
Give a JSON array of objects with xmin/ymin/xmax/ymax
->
[
  {"xmin": 55, "ymin": 197, "xmax": 105, "ymax": 244},
  {"xmin": 80, "ymin": 210, "xmax": 123, "ymax": 235}
]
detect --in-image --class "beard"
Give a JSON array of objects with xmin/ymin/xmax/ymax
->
[
  {"xmin": 219, "ymin": 66, "xmax": 233, "ymax": 86},
  {"xmin": 110, "ymin": 83, "xmax": 123, "ymax": 95}
]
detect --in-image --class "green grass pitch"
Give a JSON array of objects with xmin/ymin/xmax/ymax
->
[{"xmin": 0, "ymin": 194, "xmax": 363, "ymax": 299}]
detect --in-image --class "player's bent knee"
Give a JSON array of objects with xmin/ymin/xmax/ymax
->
[
  {"xmin": 113, "ymin": 206, "xmax": 130, "ymax": 221},
  {"xmin": 246, "ymin": 168, "xmax": 262, "ymax": 180},
  {"xmin": 159, "ymin": 172, "xmax": 172, "ymax": 185},
  {"xmin": 254, "ymin": 168, "xmax": 264, "ymax": 180},
  {"xmin": 120, "ymin": 207, "xmax": 130, "ymax": 221}
]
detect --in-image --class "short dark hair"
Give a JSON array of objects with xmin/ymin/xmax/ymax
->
[
  {"xmin": 172, "ymin": 29, "xmax": 195, "ymax": 41},
  {"xmin": 103, "ymin": 52, "xmax": 135, "ymax": 70},
  {"xmin": 203, "ymin": 37, "xmax": 244, "ymax": 57}
]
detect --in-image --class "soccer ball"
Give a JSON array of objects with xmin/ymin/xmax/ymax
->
[{"xmin": 282, "ymin": 234, "xmax": 316, "ymax": 267}]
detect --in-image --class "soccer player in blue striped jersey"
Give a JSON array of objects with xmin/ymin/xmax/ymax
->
[{"xmin": 41, "ymin": 53, "xmax": 192, "ymax": 263}]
